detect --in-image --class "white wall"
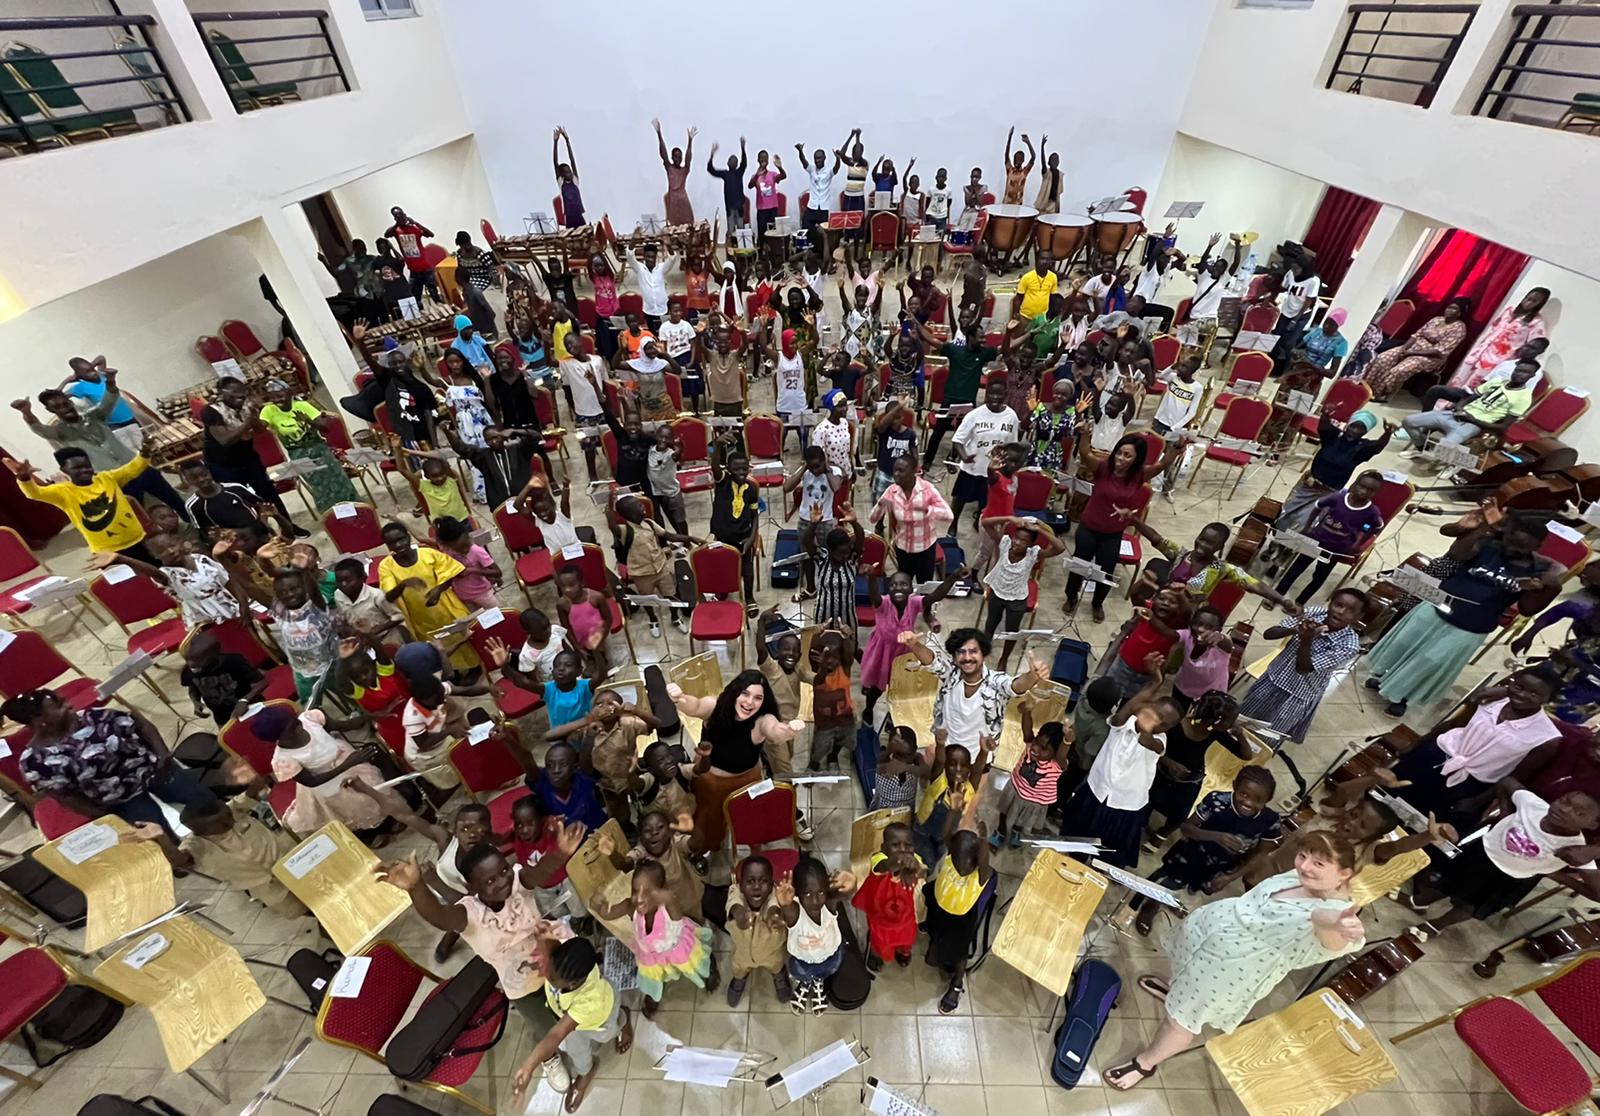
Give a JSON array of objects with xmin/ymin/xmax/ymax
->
[
  {"xmin": 1149, "ymin": 135, "xmax": 1328, "ymax": 274},
  {"xmin": 1178, "ymin": 0, "xmax": 1600, "ymax": 282},
  {"xmin": 330, "ymin": 136, "xmax": 500, "ymax": 252},
  {"xmin": 439, "ymin": 0, "xmax": 1211, "ymax": 235},
  {"xmin": 0, "ymin": 230, "xmax": 278, "ymax": 456}
]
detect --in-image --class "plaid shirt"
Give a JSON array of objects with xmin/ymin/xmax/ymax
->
[
  {"xmin": 871, "ymin": 477, "xmax": 953, "ymax": 555},
  {"xmin": 1262, "ymin": 606, "xmax": 1361, "ymax": 700}
]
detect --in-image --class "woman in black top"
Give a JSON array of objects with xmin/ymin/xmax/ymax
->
[
  {"xmin": 602, "ymin": 409, "xmax": 654, "ymax": 498},
  {"xmin": 1145, "ymin": 690, "xmax": 1248, "ymax": 842},
  {"xmin": 201, "ymin": 378, "xmax": 306, "ymax": 535},
  {"xmin": 710, "ymin": 448, "xmax": 761, "ymax": 612},
  {"xmin": 667, "ymin": 669, "xmax": 803, "ymax": 849}
]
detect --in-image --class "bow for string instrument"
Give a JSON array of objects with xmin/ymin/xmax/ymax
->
[{"xmin": 1473, "ymin": 910, "xmax": 1600, "ymax": 978}]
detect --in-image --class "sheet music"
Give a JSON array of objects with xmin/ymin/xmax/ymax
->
[
  {"xmin": 1090, "ymin": 858, "xmax": 1183, "ymax": 909},
  {"xmin": 662, "ymin": 1047, "xmax": 744, "ymax": 1087},
  {"xmin": 868, "ymin": 1080, "xmax": 938, "ymax": 1116},
  {"xmin": 603, "ymin": 935, "xmax": 639, "ymax": 991},
  {"xmin": 1386, "ymin": 565, "xmax": 1450, "ymax": 608},
  {"xmin": 1176, "ymin": 323, "xmax": 1201, "ymax": 346},
  {"xmin": 122, "ymin": 932, "xmax": 170, "ymax": 970},
  {"xmin": 1063, "ymin": 556, "xmax": 1116, "ymax": 586},
  {"xmin": 210, "ymin": 358, "xmax": 244, "ymax": 380},
  {"xmin": 95, "ymin": 650, "xmax": 155, "ymax": 700},
  {"xmin": 1423, "ymin": 441, "xmax": 1478, "ymax": 469},
  {"xmin": 1271, "ymin": 529, "xmax": 1324, "ymax": 559},
  {"xmin": 779, "ymin": 1039, "xmax": 860, "ymax": 1101}
]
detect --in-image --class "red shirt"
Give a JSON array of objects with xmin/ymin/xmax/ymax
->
[
  {"xmin": 390, "ymin": 222, "xmax": 433, "ymax": 271},
  {"xmin": 1080, "ymin": 458, "xmax": 1150, "ymax": 535},
  {"xmin": 984, "ymin": 471, "xmax": 1017, "ymax": 516},
  {"xmin": 514, "ymin": 821, "xmax": 569, "ymax": 886},
  {"xmin": 1120, "ymin": 617, "xmax": 1177, "ymax": 671}
]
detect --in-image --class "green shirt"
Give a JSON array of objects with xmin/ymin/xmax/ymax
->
[
  {"xmin": 939, "ymin": 342, "xmax": 999, "ymax": 406},
  {"xmin": 1462, "ymin": 381, "xmax": 1533, "ymax": 426},
  {"xmin": 26, "ymin": 386, "xmax": 132, "ymax": 472},
  {"xmin": 1027, "ymin": 314, "xmax": 1062, "ymax": 360}
]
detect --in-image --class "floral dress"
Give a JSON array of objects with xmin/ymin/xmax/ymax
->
[
  {"xmin": 1026, "ymin": 403, "xmax": 1076, "ymax": 473},
  {"xmin": 1451, "ymin": 308, "xmax": 1546, "ymax": 390},
  {"xmin": 1362, "ymin": 314, "xmax": 1469, "ymax": 400},
  {"xmin": 1161, "ymin": 870, "xmax": 1362, "ymax": 1034}
]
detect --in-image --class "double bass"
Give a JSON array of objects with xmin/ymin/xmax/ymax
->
[
  {"xmin": 1225, "ymin": 496, "xmax": 1282, "ymax": 567},
  {"xmin": 1473, "ymin": 913, "xmax": 1600, "ymax": 978}
]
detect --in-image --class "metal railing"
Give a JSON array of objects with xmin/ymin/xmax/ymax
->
[
  {"xmin": 1326, "ymin": 3, "xmax": 1480, "ymax": 107},
  {"xmin": 1473, "ymin": 3, "xmax": 1600, "ymax": 131},
  {"xmin": 0, "ymin": 14, "xmax": 190, "ymax": 156},
  {"xmin": 190, "ymin": 9, "xmax": 350, "ymax": 114}
]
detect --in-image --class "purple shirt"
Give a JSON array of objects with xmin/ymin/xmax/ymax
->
[{"xmin": 1305, "ymin": 492, "xmax": 1385, "ymax": 557}]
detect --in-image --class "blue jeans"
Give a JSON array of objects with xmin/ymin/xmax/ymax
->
[
  {"xmin": 1402, "ymin": 410, "xmax": 1478, "ymax": 446},
  {"xmin": 110, "ymin": 764, "xmax": 222, "ymax": 840}
]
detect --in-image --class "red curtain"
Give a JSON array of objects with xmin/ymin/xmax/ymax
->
[
  {"xmin": 1301, "ymin": 186, "xmax": 1381, "ymax": 293},
  {"xmin": 0, "ymin": 447, "xmax": 67, "ymax": 548},
  {"xmin": 1389, "ymin": 229, "xmax": 1530, "ymax": 358}
]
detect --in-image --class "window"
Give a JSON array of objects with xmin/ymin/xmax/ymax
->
[{"xmin": 360, "ymin": 0, "xmax": 418, "ymax": 19}]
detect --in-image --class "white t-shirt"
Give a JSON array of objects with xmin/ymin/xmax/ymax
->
[
  {"xmin": 1090, "ymin": 413, "xmax": 1126, "ymax": 453},
  {"xmin": 775, "ymin": 352, "xmax": 808, "ymax": 414},
  {"xmin": 1086, "ymin": 717, "xmax": 1161, "ymax": 811},
  {"xmin": 1189, "ymin": 269, "xmax": 1240, "ymax": 322},
  {"xmin": 658, "ymin": 319, "xmax": 695, "ymax": 360},
  {"xmin": 402, "ymin": 688, "xmax": 452, "ymax": 767},
  {"xmin": 516, "ymin": 626, "xmax": 569, "ymax": 683},
  {"xmin": 1153, "ymin": 375, "xmax": 1203, "ymax": 432},
  {"xmin": 807, "ymin": 165, "xmax": 834, "ymax": 211},
  {"xmin": 900, "ymin": 191, "xmax": 924, "ymax": 219},
  {"xmin": 951, "ymin": 405, "xmax": 1020, "ymax": 477},
  {"xmin": 927, "ymin": 188, "xmax": 951, "ymax": 220},
  {"xmin": 537, "ymin": 511, "xmax": 580, "ymax": 553},
  {"xmin": 629, "ymin": 253, "xmax": 673, "ymax": 316},
  {"xmin": 562, "ymin": 355, "xmax": 607, "ymax": 416},
  {"xmin": 984, "ymin": 543, "xmax": 1040, "ymax": 603},
  {"xmin": 1080, "ymin": 274, "xmax": 1115, "ymax": 306},
  {"xmin": 1133, "ymin": 264, "xmax": 1165, "ymax": 304},
  {"xmin": 941, "ymin": 680, "xmax": 986, "ymax": 750},
  {"xmin": 1483, "ymin": 790, "xmax": 1595, "ymax": 879},
  {"xmin": 1279, "ymin": 273, "xmax": 1322, "ymax": 319},
  {"xmin": 797, "ymin": 466, "xmax": 840, "ymax": 522}
]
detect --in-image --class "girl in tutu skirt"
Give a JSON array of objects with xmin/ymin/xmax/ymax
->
[
  {"xmin": 594, "ymin": 861, "xmax": 717, "ymax": 1017},
  {"xmin": 1058, "ymin": 668, "xmax": 1181, "ymax": 867}
]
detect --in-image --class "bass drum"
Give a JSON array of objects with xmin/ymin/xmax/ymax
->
[
  {"xmin": 1034, "ymin": 212, "xmax": 1092, "ymax": 261},
  {"xmin": 1091, "ymin": 212, "xmax": 1142, "ymax": 258}
]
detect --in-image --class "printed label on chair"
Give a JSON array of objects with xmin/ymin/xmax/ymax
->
[
  {"xmin": 333, "ymin": 503, "xmax": 358, "ymax": 520},
  {"xmin": 123, "ymin": 932, "xmax": 169, "ymax": 970},
  {"xmin": 283, "ymin": 833, "xmax": 338, "ymax": 879},
  {"xmin": 102, "ymin": 564, "xmax": 136, "ymax": 585},
  {"xmin": 330, "ymin": 955, "xmax": 371, "ymax": 998},
  {"xmin": 477, "ymin": 607, "xmax": 505, "ymax": 629},
  {"xmin": 58, "ymin": 823, "xmax": 118, "ymax": 864}
]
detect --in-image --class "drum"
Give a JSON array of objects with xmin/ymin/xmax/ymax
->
[
  {"xmin": 1034, "ymin": 212, "xmax": 1092, "ymax": 260},
  {"xmin": 983, "ymin": 204, "xmax": 1039, "ymax": 254},
  {"xmin": 1091, "ymin": 212, "xmax": 1142, "ymax": 257}
]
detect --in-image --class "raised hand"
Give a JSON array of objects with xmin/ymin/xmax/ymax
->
[
  {"xmin": 829, "ymin": 869, "xmax": 856, "ymax": 893},
  {"xmin": 671, "ymin": 812, "xmax": 695, "ymax": 833},
  {"xmin": 9, "ymin": 399, "xmax": 28, "ymax": 413},
  {"xmin": 554, "ymin": 819, "xmax": 588, "ymax": 856},
  {"xmin": 596, "ymin": 831, "xmax": 616, "ymax": 858},
  {"xmin": 372, "ymin": 853, "xmax": 423, "ymax": 892},
  {"xmin": 773, "ymin": 873, "xmax": 796, "ymax": 907},
  {"xmin": 1425, "ymin": 812, "xmax": 1458, "ymax": 844},
  {"xmin": 484, "ymin": 636, "xmax": 509, "ymax": 669}
]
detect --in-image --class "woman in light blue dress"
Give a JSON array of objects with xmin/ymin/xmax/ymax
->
[{"xmin": 1105, "ymin": 830, "xmax": 1366, "ymax": 1090}]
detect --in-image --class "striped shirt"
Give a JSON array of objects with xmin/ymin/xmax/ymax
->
[{"xmin": 1011, "ymin": 756, "xmax": 1062, "ymax": 805}]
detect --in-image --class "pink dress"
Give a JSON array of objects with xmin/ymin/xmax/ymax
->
[
  {"xmin": 861, "ymin": 594, "xmax": 924, "ymax": 690},
  {"xmin": 1450, "ymin": 308, "xmax": 1547, "ymax": 389},
  {"xmin": 592, "ymin": 275, "xmax": 619, "ymax": 318},
  {"xmin": 568, "ymin": 598, "xmax": 606, "ymax": 650},
  {"xmin": 451, "ymin": 544, "xmax": 499, "ymax": 610}
]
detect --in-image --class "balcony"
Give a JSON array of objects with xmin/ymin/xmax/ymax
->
[
  {"xmin": 0, "ymin": 14, "xmax": 189, "ymax": 157},
  {"xmin": 1474, "ymin": 3, "xmax": 1600, "ymax": 133},
  {"xmin": 190, "ymin": 8, "xmax": 350, "ymax": 114},
  {"xmin": 1325, "ymin": 2, "xmax": 1480, "ymax": 107}
]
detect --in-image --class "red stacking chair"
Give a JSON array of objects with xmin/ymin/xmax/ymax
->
[
  {"xmin": 575, "ymin": 296, "xmax": 598, "ymax": 329},
  {"xmin": 1150, "ymin": 334, "xmax": 1181, "ymax": 376},
  {"xmin": 724, "ymin": 781, "xmax": 798, "ymax": 879},
  {"xmin": 0, "ymin": 943, "xmax": 98, "ymax": 1093},
  {"xmin": 857, "ymin": 534, "xmax": 888, "ymax": 627},
  {"xmin": 89, "ymin": 570, "xmax": 187, "ymax": 661},
  {"xmin": 495, "ymin": 501, "xmax": 553, "ymax": 605},
  {"xmin": 315, "ymin": 940, "xmax": 505, "ymax": 1114},
  {"xmin": 181, "ymin": 619, "xmax": 295, "ymax": 702},
  {"xmin": 1173, "ymin": 297, "xmax": 1192, "ymax": 326},
  {"xmin": 1502, "ymin": 386, "xmax": 1589, "ymax": 446},
  {"xmin": 927, "ymin": 362, "xmax": 949, "ymax": 408},
  {"xmin": 466, "ymin": 607, "xmax": 543, "ymax": 718},
  {"xmin": 744, "ymin": 414, "xmax": 786, "ymax": 487},
  {"xmin": 0, "ymin": 629, "xmax": 106, "ymax": 711},
  {"xmin": 1376, "ymin": 298, "xmax": 1415, "ymax": 337},
  {"xmin": 447, "ymin": 730, "xmax": 527, "ymax": 813},
  {"xmin": 943, "ymin": 211, "xmax": 988, "ymax": 262},
  {"xmin": 1013, "ymin": 468, "xmax": 1055, "ymax": 515},
  {"xmin": 194, "ymin": 335, "xmax": 232, "ymax": 365},
  {"xmin": 1239, "ymin": 304, "xmax": 1278, "ymax": 334},
  {"xmin": 530, "ymin": 388, "xmax": 566, "ymax": 462},
  {"xmin": 1210, "ymin": 351, "xmax": 1272, "ymax": 420},
  {"xmin": 480, "ymin": 218, "xmax": 499, "ymax": 245},
  {"xmin": 1296, "ymin": 378, "xmax": 1371, "ymax": 443},
  {"xmin": 219, "ymin": 319, "xmax": 268, "ymax": 362},
  {"xmin": 672, "ymin": 417, "xmax": 715, "ymax": 494},
  {"xmin": 600, "ymin": 428, "xmax": 620, "ymax": 476},
  {"xmin": 0, "ymin": 727, "xmax": 35, "ymax": 808},
  {"xmin": 0, "ymin": 526, "xmax": 102, "ymax": 633},
  {"xmin": 688, "ymin": 543, "xmax": 748, "ymax": 665},
  {"xmin": 322, "ymin": 501, "xmax": 384, "ymax": 554},
  {"xmin": 664, "ymin": 372, "xmax": 684, "ymax": 412},
  {"xmin": 318, "ymin": 411, "xmax": 381, "ymax": 505},
  {"xmin": 618, "ymin": 293, "xmax": 644, "ymax": 319},
  {"xmin": 218, "ymin": 699, "xmax": 300, "ymax": 777},
  {"xmin": 252, "ymin": 430, "xmax": 316, "ymax": 520},
  {"xmin": 1189, "ymin": 398, "xmax": 1270, "ymax": 497},
  {"xmin": 1392, "ymin": 955, "xmax": 1600, "ymax": 1116},
  {"xmin": 553, "ymin": 543, "xmax": 634, "ymax": 662},
  {"xmin": 869, "ymin": 211, "xmax": 900, "ymax": 255}
]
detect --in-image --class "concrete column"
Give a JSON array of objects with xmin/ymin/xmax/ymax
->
[{"xmin": 242, "ymin": 208, "xmax": 364, "ymax": 419}]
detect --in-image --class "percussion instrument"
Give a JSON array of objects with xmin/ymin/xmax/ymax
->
[
  {"xmin": 983, "ymin": 204, "xmax": 1039, "ymax": 266},
  {"xmin": 1091, "ymin": 211, "xmax": 1142, "ymax": 257},
  {"xmin": 1474, "ymin": 913, "xmax": 1600, "ymax": 977},
  {"xmin": 1033, "ymin": 212, "xmax": 1092, "ymax": 261},
  {"xmin": 1324, "ymin": 935, "xmax": 1426, "ymax": 1005}
]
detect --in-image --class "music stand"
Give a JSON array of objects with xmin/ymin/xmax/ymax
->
[
  {"xmin": 766, "ymin": 1036, "xmax": 870, "ymax": 1111},
  {"xmin": 238, "ymin": 1036, "xmax": 331, "ymax": 1116},
  {"xmin": 863, "ymin": 1077, "xmax": 938, "ymax": 1116},
  {"xmin": 654, "ymin": 1044, "xmax": 774, "ymax": 1086}
]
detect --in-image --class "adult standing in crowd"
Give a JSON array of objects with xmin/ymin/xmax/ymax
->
[
  {"xmin": 1451, "ymin": 287, "xmax": 1550, "ymax": 390},
  {"xmin": 384, "ymin": 205, "xmax": 439, "ymax": 303},
  {"xmin": 202, "ymin": 377, "xmax": 308, "ymax": 536}
]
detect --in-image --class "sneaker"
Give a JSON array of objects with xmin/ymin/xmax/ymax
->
[
  {"xmin": 1401, "ymin": 447, "xmax": 1423, "ymax": 460},
  {"xmin": 649, "ymin": 622, "xmax": 662, "ymax": 638},
  {"xmin": 672, "ymin": 616, "xmax": 689, "ymax": 633},
  {"xmin": 542, "ymin": 1054, "xmax": 573, "ymax": 1093},
  {"xmin": 795, "ymin": 813, "xmax": 815, "ymax": 842}
]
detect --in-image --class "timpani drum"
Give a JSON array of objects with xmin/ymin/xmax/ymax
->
[
  {"xmin": 1034, "ymin": 212, "xmax": 1092, "ymax": 261},
  {"xmin": 983, "ymin": 204, "xmax": 1039, "ymax": 255},
  {"xmin": 1091, "ymin": 211, "xmax": 1142, "ymax": 257}
]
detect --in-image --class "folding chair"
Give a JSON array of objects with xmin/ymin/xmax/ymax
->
[
  {"xmin": 724, "ymin": 780, "xmax": 798, "ymax": 878},
  {"xmin": 446, "ymin": 732, "xmax": 528, "ymax": 834},
  {"xmin": 322, "ymin": 502, "xmax": 385, "ymax": 554},
  {"xmin": 688, "ymin": 543, "xmax": 748, "ymax": 666},
  {"xmin": 1208, "ymin": 351, "xmax": 1272, "ymax": 421},
  {"xmin": 465, "ymin": 609, "xmax": 543, "ymax": 718},
  {"xmin": 553, "ymin": 543, "xmax": 635, "ymax": 663},
  {"xmin": 1189, "ymin": 398, "xmax": 1271, "ymax": 497},
  {"xmin": 494, "ymin": 501, "xmax": 552, "ymax": 606}
]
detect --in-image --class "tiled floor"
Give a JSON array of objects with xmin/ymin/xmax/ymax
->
[{"xmin": 1, "ymin": 269, "xmax": 1593, "ymax": 1116}]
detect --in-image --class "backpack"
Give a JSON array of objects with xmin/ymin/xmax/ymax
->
[
  {"xmin": 383, "ymin": 957, "xmax": 507, "ymax": 1081},
  {"xmin": 1049, "ymin": 959, "xmax": 1121, "ymax": 1089},
  {"xmin": 285, "ymin": 947, "xmax": 345, "ymax": 1013},
  {"xmin": 21, "ymin": 985, "xmax": 123, "ymax": 1067},
  {"xmin": 76, "ymin": 1098, "xmax": 188, "ymax": 1116}
]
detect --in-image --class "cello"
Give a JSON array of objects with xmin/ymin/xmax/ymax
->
[{"xmin": 1473, "ymin": 912, "xmax": 1600, "ymax": 978}]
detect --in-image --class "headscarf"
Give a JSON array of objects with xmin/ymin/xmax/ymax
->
[
  {"xmin": 718, "ymin": 260, "xmax": 745, "ymax": 319},
  {"xmin": 822, "ymin": 388, "xmax": 846, "ymax": 413},
  {"xmin": 250, "ymin": 704, "xmax": 296, "ymax": 742},
  {"xmin": 453, "ymin": 314, "xmax": 474, "ymax": 333},
  {"xmin": 780, "ymin": 329, "xmax": 798, "ymax": 359},
  {"xmin": 1326, "ymin": 307, "xmax": 1349, "ymax": 328}
]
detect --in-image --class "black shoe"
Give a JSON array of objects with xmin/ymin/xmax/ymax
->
[
  {"xmin": 289, "ymin": 524, "xmax": 311, "ymax": 538},
  {"xmin": 1364, "ymin": 677, "xmax": 1382, "ymax": 691},
  {"xmin": 1384, "ymin": 700, "xmax": 1408, "ymax": 716}
]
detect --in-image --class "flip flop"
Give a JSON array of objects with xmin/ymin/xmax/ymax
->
[
  {"xmin": 1106, "ymin": 1057, "xmax": 1156, "ymax": 1091},
  {"xmin": 1136, "ymin": 975, "xmax": 1169, "ymax": 1002}
]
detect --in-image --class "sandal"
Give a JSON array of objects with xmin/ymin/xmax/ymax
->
[
  {"xmin": 614, "ymin": 1007, "xmax": 634, "ymax": 1054},
  {"xmin": 1135, "ymin": 976, "xmax": 1169, "ymax": 1002},
  {"xmin": 791, "ymin": 590, "xmax": 816, "ymax": 603},
  {"xmin": 938, "ymin": 981, "xmax": 963, "ymax": 1015},
  {"xmin": 1106, "ymin": 1057, "xmax": 1156, "ymax": 1091}
]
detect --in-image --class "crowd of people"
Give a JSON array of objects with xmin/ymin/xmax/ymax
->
[{"xmin": 2, "ymin": 171, "xmax": 1595, "ymax": 1113}]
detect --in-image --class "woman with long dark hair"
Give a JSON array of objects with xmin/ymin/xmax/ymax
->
[{"xmin": 667, "ymin": 669, "xmax": 804, "ymax": 849}]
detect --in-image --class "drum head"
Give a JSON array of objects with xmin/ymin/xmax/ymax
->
[
  {"xmin": 1093, "ymin": 213, "xmax": 1140, "ymax": 226},
  {"xmin": 1038, "ymin": 213, "xmax": 1092, "ymax": 228},
  {"xmin": 985, "ymin": 204, "xmax": 1040, "ymax": 219}
]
